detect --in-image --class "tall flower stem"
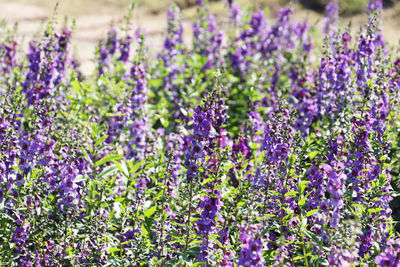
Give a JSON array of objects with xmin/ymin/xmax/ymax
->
[
  {"xmin": 184, "ymin": 180, "xmax": 194, "ymax": 253},
  {"xmin": 159, "ymin": 156, "xmax": 172, "ymax": 261}
]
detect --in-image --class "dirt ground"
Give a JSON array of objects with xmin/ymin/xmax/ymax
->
[{"xmin": 1, "ymin": 0, "xmax": 400, "ymax": 74}]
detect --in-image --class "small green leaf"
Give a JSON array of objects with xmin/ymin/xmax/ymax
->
[
  {"xmin": 109, "ymin": 247, "xmax": 120, "ymax": 254},
  {"xmin": 144, "ymin": 206, "xmax": 157, "ymax": 218},
  {"xmin": 192, "ymin": 262, "xmax": 206, "ymax": 266},
  {"xmin": 368, "ymin": 208, "xmax": 384, "ymax": 214},
  {"xmin": 299, "ymin": 180, "xmax": 310, "ymax": 195},
  {"xmin": 94, "ymin": 135, "xmax": 109, "ymax": 147},
  {"xmin": 308, "ymin": 150, "xmax": 320, "ymax": 160},
  {"xmin": 131, "ymin": 160, "xmax": 145, "ymax": 174},
  {"xmin": 114, "ymin": 160, "xmax": 129, "ymax": 178},
  {"xmin": 74, "ymin": 175, "xmax": 88, "ymax": 183},
  {"xmin": 95, "ymin": 155, "xmax": 122, "ymax": 167},
  {"xmin": 284, "ymin": 191, "xmax": 298, "ymax": 197},
  {"xmin": 98, "ymin": 166, "xmax": 118, "ymax": 179},
  {"xmin": 289, "ymin": 154, "xmax": 296, "ymax": 166},
  {"xmin": 79, "ymin": 147, "xmax": 93, "ymax": 166},
  {"xmin": 180, "ymin": 108, "xmax": 188, "ymax": 117},
  {"xmin": 306, "ymin": 209, "xmax": 319, "ymax": 217},
  {"xmin": 160, "ymin": 117, "xmax": 169, "ymax": 128}
]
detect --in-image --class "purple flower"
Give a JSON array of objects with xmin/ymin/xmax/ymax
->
[
  {"xmin": 118, "ymin": 34, "xmax": 132, "ymax": 62},
  {"xmin": 368, "ymin": 0, "xmax": 382, "ymax": 12},
  {"xmin": 261, "ymin": 109, "xmax": 292, "ymax": 165},
  {"xmin": 375, "ymin": 241, "xmax": 400, "ymax": 267},
  {"xmin": 126, "ymin": 63, "xmax": 148, "ymax": 160},
  {"xmin": 193, "ymin": 13, "xmax": 223, "ymax": 70},
  {"xmin": 324, "ymin": 2, "xmax": 339, "ymax": 36},
  {"xmin": 238, "ymin": 226, "xmax": 264, "ymax": 267},
  {"xmin": 230, "ymin": 4, "xmax": 241, "ymax": 25}
]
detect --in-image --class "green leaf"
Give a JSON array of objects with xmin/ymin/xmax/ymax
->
[
  {"xmin": 160, "ymin": 117, "xmax": 169, "ymax": 128},
  {"xmin": 270, "ymin": 190, "xmax": 282, "ymax": 198},
  {"xmin": 284, "ymin": 191, "xmax": 298, "ymax": 197},
  {"xmin": 298, "ymin": 197, "xmax": 306, "ymax": 207},
  {"xmin": 79, "ymin": 147, "xmax": 93, "ymax": 166},
  {"xmin": 109, "ymin": 247, "xmax": 120, "ymax": 254},
  {"xmin": 180, "ymin": 108, "xmax": 188, "ymax": 117},
  {"xmin": 306, "ymin": 209, "xmax": 319, "ymax": 217},
  {"xmin": 144, "ymin": 206, "xmax": 157, "ymax": 218},
  {"xmin": 131, "ymin": 160, "xmax": 145, "ymax": 174},
  {"xmin": 368, "ymin": 208, "xmax": 384, "ymax": 214},
  {"xmin": 114, "ymin": 160, "xmax": 129, "ymax": 178},
  {"xmin": 98, "ymin": 166, "xmax": 118, "ymax": 179},
  {"xmin": 74, "ymin": 175, "xmax": 88, "ymax": 183},
  {"xmin": 94, "ymin": 135, "xmax": 109, "ymax": 147},
  {"xmin": 192, "ymin": 262, "xmax": 206, "ymax": 266},
  {"xmin": 71, "ymin": 80, "xmax": 81, "ymax": 94},
  {"xmin": 299, "ymin": 180, "xmax": 310, "ymax": 195},
  {"xmin": 224, "ymin": 162, "xmax": 235, "ymax": 171},
  {"xmin": 95, "ymin": 155, "xmax": 122, "ymax": 167},
  {"xmin": 289, "ymin": 154, "xmax": 296, "ymax": 166},
  {"xmin": 308, "ymin": 150, "xmax": 320, "ymax": 160}
]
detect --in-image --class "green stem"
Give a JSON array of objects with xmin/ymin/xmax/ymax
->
[
  {"xmin": 159, "ymin": 157, "xmax": 172, "ymax": 261},
  {"xmin": 299, "ymin": 211, "xmax": 309, "ymax": 267},
  {"xmin": 184, "ymin": 181, "xmax": 193, "ymax": 253}
]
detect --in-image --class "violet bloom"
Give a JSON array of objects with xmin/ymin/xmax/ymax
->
[
  {"xmin": 248, "ymin": 107, "xmax": 264, "ymax": 145},
  {"xmin": 366, "ymin": 0, "xmax": 386, "ymax": 55},
  {"xmin": 118, "ymin": 34, "xmax": 132, "ymax": 62},
  {"xmin": 262, "ymin": 8, "xmax": 293, "ymax": 56},
  {"xmin": 367, "ymin": 0, "xmax": 382, "ymax": 12},
  {"xmin": 230, "ymin": 9, "xmax": 267, "ymax": 74},
  {"xmin": 254, "ymin": 107, "xmax": 294, "ymax": 203},
  {"xmin": 316, "ymin": 47, "xmax": 352, "ymax": 124},
  {"xmin": 105, "ymin": 28, "xmax": 118, "ymax": 55},
  {"xmin": 126, "ymin": 64, "xmax": 148, "ymax": 161},
  {"xmin": 97, "ymin": 28, "xmax": 117, "ymax": 76},
  {"xmin": 12, "ymin": 226, "xmax": 27, "ymax": 251},
  {"xmin": 306, "ymin": 166, "xmax": 326, "ymax": 210},
  {"xmin": 184, "ymin": 91, "xmax": 226, "ymax": 181},
  {"xmin": 0, "ymin": 38, "xmax": 17, "ymax": 75},
  {"xmin": 196, "ymin": 190, "xmax": 222, "ymax": 262},
  {"xmin": 53, "ymin": 29, "xmax": 72, "ymax": 87},
  {"xmin": 355, "ymin": 34, "xmax": 375, "ymax": 94},
  {"xmin": 106, "ymin": 103, "xmax": 129, "ymax": 144},
  {"xmin": 238, "ymin": 226, "xmax": 264, "ymax": 267},
  {"xmin": 322, "ymin": 163, "xmax": 345, "ymax": 228},
  {"xmin": 375, "ymin": 238, "xmax": 400, "ymax": 266},
  {"xmin": 23, "ymin": 41, "xmax": 41, "ymax": 105},
  {"xmin": 197, "ymin": 191, "xmax": 222, "ymax": 237},
  {"xmin": 261, "ymin": 109, "xmax": 292, "ymax": 165},
  {"xmin": 323, "ymin": 2, "xmax": 339, "ymax": 36},
  {"xmin": 230, "ymin": 4, "xmax": 241, "ymax": 26},
  {"xmin": 193, "ymin": 13, "xmax": 223, "ymax": 71},
  {"xmin": 359, "ymin": 230, "xmax": 374, "ymax": 256},
  {"xmin": 184, "ymin": 105, "xmax": 214, "ymax": 181},
  {"xmin": 328, "ymin": 247, "xmax": 359, "ymax": 266},
  {"xmin": 166, "ymin": 132, "xmax": 184, "ymax": 186},
  {"xmin": 159, "ymin": 5, "xmax": 183, "ymax": 91},
  {"xmin": 22, "ymin": 28, "xmax": 72, "ymax": 111},
  {"xmin": 57, "ymin": 159, "xmax": 81, "ymax": 211}
]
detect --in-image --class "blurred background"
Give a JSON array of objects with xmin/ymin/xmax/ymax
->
[{"xmin": 1, "ymin": 0, "xmax": 400, "ymax": 73}]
